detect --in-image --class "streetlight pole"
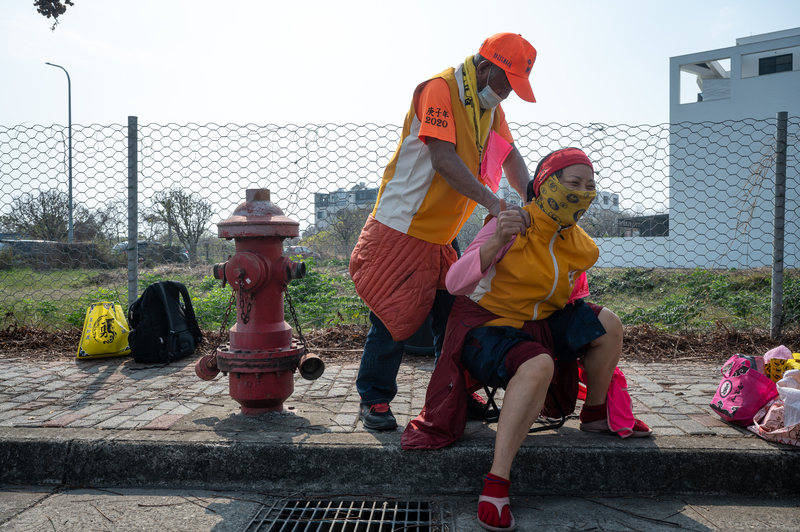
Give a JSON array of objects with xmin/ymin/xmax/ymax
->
[{"xmin": 45, "ymin": 62, "xmax": 73, "ymax": 243}]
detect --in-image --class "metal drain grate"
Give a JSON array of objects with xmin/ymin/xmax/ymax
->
[{"xmin": 245, "ymin": 499, "xmax": 436, "ymax": 532}]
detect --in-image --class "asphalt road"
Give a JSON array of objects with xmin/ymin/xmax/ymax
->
[{"xmin": 1, "ymin": 485, "xmax": 799, "ymax": 531}]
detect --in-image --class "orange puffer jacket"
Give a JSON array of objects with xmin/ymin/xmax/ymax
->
[{"xmin": 350, "ymin": 215, "xmax": 458, "ymax": 341}]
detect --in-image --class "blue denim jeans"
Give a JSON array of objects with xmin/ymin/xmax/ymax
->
[{"xmin": 357, "ymin": 289, "xmax": 454, "ymax": 406}]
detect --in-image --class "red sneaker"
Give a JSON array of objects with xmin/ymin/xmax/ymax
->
[{"xmin": 360, "ymin": 402, "xmax": 397, "ymax": 431}]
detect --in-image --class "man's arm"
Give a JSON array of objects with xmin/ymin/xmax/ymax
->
[
  {"xmin": 502, "ymin": 145, "xmax": 531, "ymax": 203},
  {"xmin": 427, "ymin": 137, "xmax": 502, "ymax": 218}
]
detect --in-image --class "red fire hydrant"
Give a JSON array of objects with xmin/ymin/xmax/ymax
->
[{"xmin": 194, "ymin": 188, "xmax": 324, "ymax": 415}]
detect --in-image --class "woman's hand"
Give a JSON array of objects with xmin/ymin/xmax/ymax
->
[
  {"xmin": 491, "ymin": 200, "xmax": 528, "ymax": 246},
  {"xmin": 479, "ymin": 200, "xmax": 528, "ymax": 271}
]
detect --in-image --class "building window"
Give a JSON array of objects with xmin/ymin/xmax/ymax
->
[
  {"xmin": 319, "ymin": 211, "xmax": 326, "ymax": 219},
  {"xmin": 355, "ymin": 189, "xmax": 378, "ymax": 204},
  {"xmin": 759, "ymin": 54, "xmax": 793, "ymax": 75}
]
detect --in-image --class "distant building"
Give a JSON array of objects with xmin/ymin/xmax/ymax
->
[
  {"xmin": 617, "ymin": 214, "xmax": 669, "ymax": 237},
  {"xmin": 314, "ymin": 183, "xmax": 378, "ymax": 231},
  {"xmin": 596, "ymin": 190, "xmax": 620, "ymax": 213}
]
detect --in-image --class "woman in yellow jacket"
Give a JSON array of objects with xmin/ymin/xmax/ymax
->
[{"xmin": 441, "ymin": 148, "xmax": 651, "ymax": 531}]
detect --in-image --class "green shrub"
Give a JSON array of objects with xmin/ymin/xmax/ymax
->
[
  {"xmin": 192, "ymin": 280, "xmax": 234, "ymax": 330},
  {"xmin": 619, "ymin": 293, "xmax": 703, "ymax": 329},
  {"xmin": 589, "ymin": 267, "xmax": 657, "ymax": 297},
  {"xmin": 285, "ymin": 263, "xmax": 367, "ymax": 329},
  {"xmin": 783, "ymin": 277, "xmax": 800, "ymax": 327}
]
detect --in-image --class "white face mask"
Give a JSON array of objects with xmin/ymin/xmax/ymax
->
[{"xmin": 477, "ymin": 69, "xmax": 505, "ymax": 109}]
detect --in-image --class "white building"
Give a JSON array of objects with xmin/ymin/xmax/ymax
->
[
  {"xmin": 671, "ymin": 27, "xmax": 800, "ymax": 123},
  {"xmin": 595, "ymin": 28, "xmax": 800, "ymax": 268},
  {"xmin": 596, "ymin": 190, "xmax": 620, "ymax": 213},
  {"xmin": 314, "ymin": 183, "xmax": 378, "ymax": 231}
]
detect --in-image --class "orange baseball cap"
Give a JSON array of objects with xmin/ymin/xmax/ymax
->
[{"xmin": 478, "ymin": 32, "xmax": 537, "ymax": 102}]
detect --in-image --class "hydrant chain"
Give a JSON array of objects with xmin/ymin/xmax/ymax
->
[
  {"xmin": 285, "ymin": 287, "xmax": 308, "ymax": 350},
  {"xmin": 218, "ymin": 289, "xmax": 236, "ymax": 345},
  {"xmin": 239, "ymin": 289, "xmax": 254, "ymax": 324},
  {"xmin": 235, "ymin": 268, "xmax": 254, "ymax": 324}
]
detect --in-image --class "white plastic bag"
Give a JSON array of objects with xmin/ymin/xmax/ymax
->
[{"xmin": 777, "ymin": 370, "xmax": 800, "ymax": 427}]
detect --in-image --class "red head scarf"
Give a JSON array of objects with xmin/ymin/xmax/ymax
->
[{"xmin": 527, "ymin": 148, "xmax": 593, "ymax": 201}]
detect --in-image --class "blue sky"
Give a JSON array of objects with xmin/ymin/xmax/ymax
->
[{"xmin": 2, "ymin": 1, "xmax": 799, "ymax": 128}]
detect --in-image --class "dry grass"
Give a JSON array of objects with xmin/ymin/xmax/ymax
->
[{"xmin": 2, "ymin": 322, "xmax": 799, "ymax": 366}]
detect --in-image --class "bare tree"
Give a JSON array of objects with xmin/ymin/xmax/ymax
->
[
  {"xmin": 138, "ymin": 212, "xmax": 167, "ymax": 242},
  {"xmin": 579, "ymin": 206, "xmax": 623, "ymax": 237},
  {"xmin": 73, "ymin": 208, "xmax": 113, "ymax": 242},
  {"xmin": 330, "ymin": 206, "xmax": 372, "ymax": 257},
  {"xmin": 0, "ymin": 189, "xmax": 96, "ymax": 241},
  {"xmin": 151, "ymin": 188, "xmax": 213, "ymax": 263},
  {"xmin": 102, "ymin": 196, "xmax": 128, "ymax": 242}
]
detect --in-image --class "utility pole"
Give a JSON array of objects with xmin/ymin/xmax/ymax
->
[{"xmin": 45, "ymin": 62, "xmax": 73, "ymax": 242}]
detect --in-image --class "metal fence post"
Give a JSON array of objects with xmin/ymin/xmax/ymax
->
[
  {"xmin": 127, "ymin": 116, "xmax": 139, "ymax": 309},
  {"xmin": 770, "ymin": 111, "xmax": 788, "ymax": 339}
]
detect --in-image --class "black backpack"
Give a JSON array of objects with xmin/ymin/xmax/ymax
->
[{"xmin": 128, "ymin": 281, "xmax": 203, "ymax": 363}]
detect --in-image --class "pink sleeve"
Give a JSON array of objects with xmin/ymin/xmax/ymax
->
[
  {"xmin": 446, "ymin": 219, "xmax": 516, "ymax": 295},
  {"xmin": 567, "ymin": 272, "xmax": 590, "ymax": 304}
]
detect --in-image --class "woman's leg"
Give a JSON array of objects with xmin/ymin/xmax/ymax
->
[
  {"xmin": 489, "ymin": 353, "xmax": 554, "ymax": 480},
  {"xmin": 478, "ymin": 353, "xmax": 553, "ymax": 530},
  {"xmin": 580, "ymin": 308, "xmax": 623, "ymax": 406}
]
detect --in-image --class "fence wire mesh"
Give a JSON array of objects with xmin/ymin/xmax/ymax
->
[{"xmin": 0, "ymin": 117, "xmax": 797, "ymax": 336}]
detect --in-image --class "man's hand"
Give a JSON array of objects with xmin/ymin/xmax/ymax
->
[{"xmin": 488, "ymin": 198, "xmax": 531, "ymax": 229}]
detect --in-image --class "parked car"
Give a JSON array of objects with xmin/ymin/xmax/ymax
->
[
  {"xmin": 284, "ymin": 245, "xmax": 321, "ymax": 260},
  {"xmin": 113, "ymin": 241, "xmax": 189, "ymax": 263},
  {"xmin": 0, "ymin": 239, "xmax": 59, "ymax": 257}
]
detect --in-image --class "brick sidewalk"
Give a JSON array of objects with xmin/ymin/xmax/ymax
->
[{"xmin": 0, "ymin": 355, "xmax": 743, "ymax": 438}]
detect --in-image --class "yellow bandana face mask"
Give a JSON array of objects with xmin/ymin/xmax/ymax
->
[{"xmin": 535, "ymin": 174, "xmax": 596, "ymax": 227}]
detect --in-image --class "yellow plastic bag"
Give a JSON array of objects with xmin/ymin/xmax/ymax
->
[
  {"xmin": 765, "ymin": 353, "xmax": 800, "ymax": 382},
  {"xmin": 76, "ymin": 302, "xmax": 132, "ymax": 359}
]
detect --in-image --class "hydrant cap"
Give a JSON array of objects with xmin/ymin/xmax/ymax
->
[{"xmin": 218, "ymin": 188, "xmax": 300, "ymax": 238}]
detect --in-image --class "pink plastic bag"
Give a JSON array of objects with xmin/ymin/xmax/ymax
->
[
  {"xmin": 606, "ymin": 368, "xmax": 636, "ymax": 438},
  {"xmin": 577, "ymin": 366, "xmax": 635, "ymax": 437},
  {"xmin": 710, "ymin": 354, "xmax": 778, "ymax": 426},
  {"xmin": 748, "ymin": 398, "xmax": 800, "ymax": 447}
]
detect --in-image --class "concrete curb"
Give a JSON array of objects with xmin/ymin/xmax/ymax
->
[
  {"xmin": 3, "ymin": 356, "xmax": 799, "ymax": 497},
  {"xmin": 2, "ymin": 428, "xmax": 798, "ymax": 496}
]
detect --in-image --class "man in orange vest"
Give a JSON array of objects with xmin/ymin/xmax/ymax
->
[{"xmin": 350, "ymin": 33, "xmax": 538, "ymax": 431}]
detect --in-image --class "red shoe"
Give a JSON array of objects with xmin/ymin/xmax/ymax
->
[
  {"xmin": 478, "ymin": 495, "xmax": 516, "ymax": 532},
  {"xmin": 580, "ymin": 417, "xmax": 652, "ymax": 437}
]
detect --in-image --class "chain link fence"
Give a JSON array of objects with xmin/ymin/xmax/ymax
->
[{"xmin": 1, "ymin": 115, "xmax": 797, "ymax": 336}]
